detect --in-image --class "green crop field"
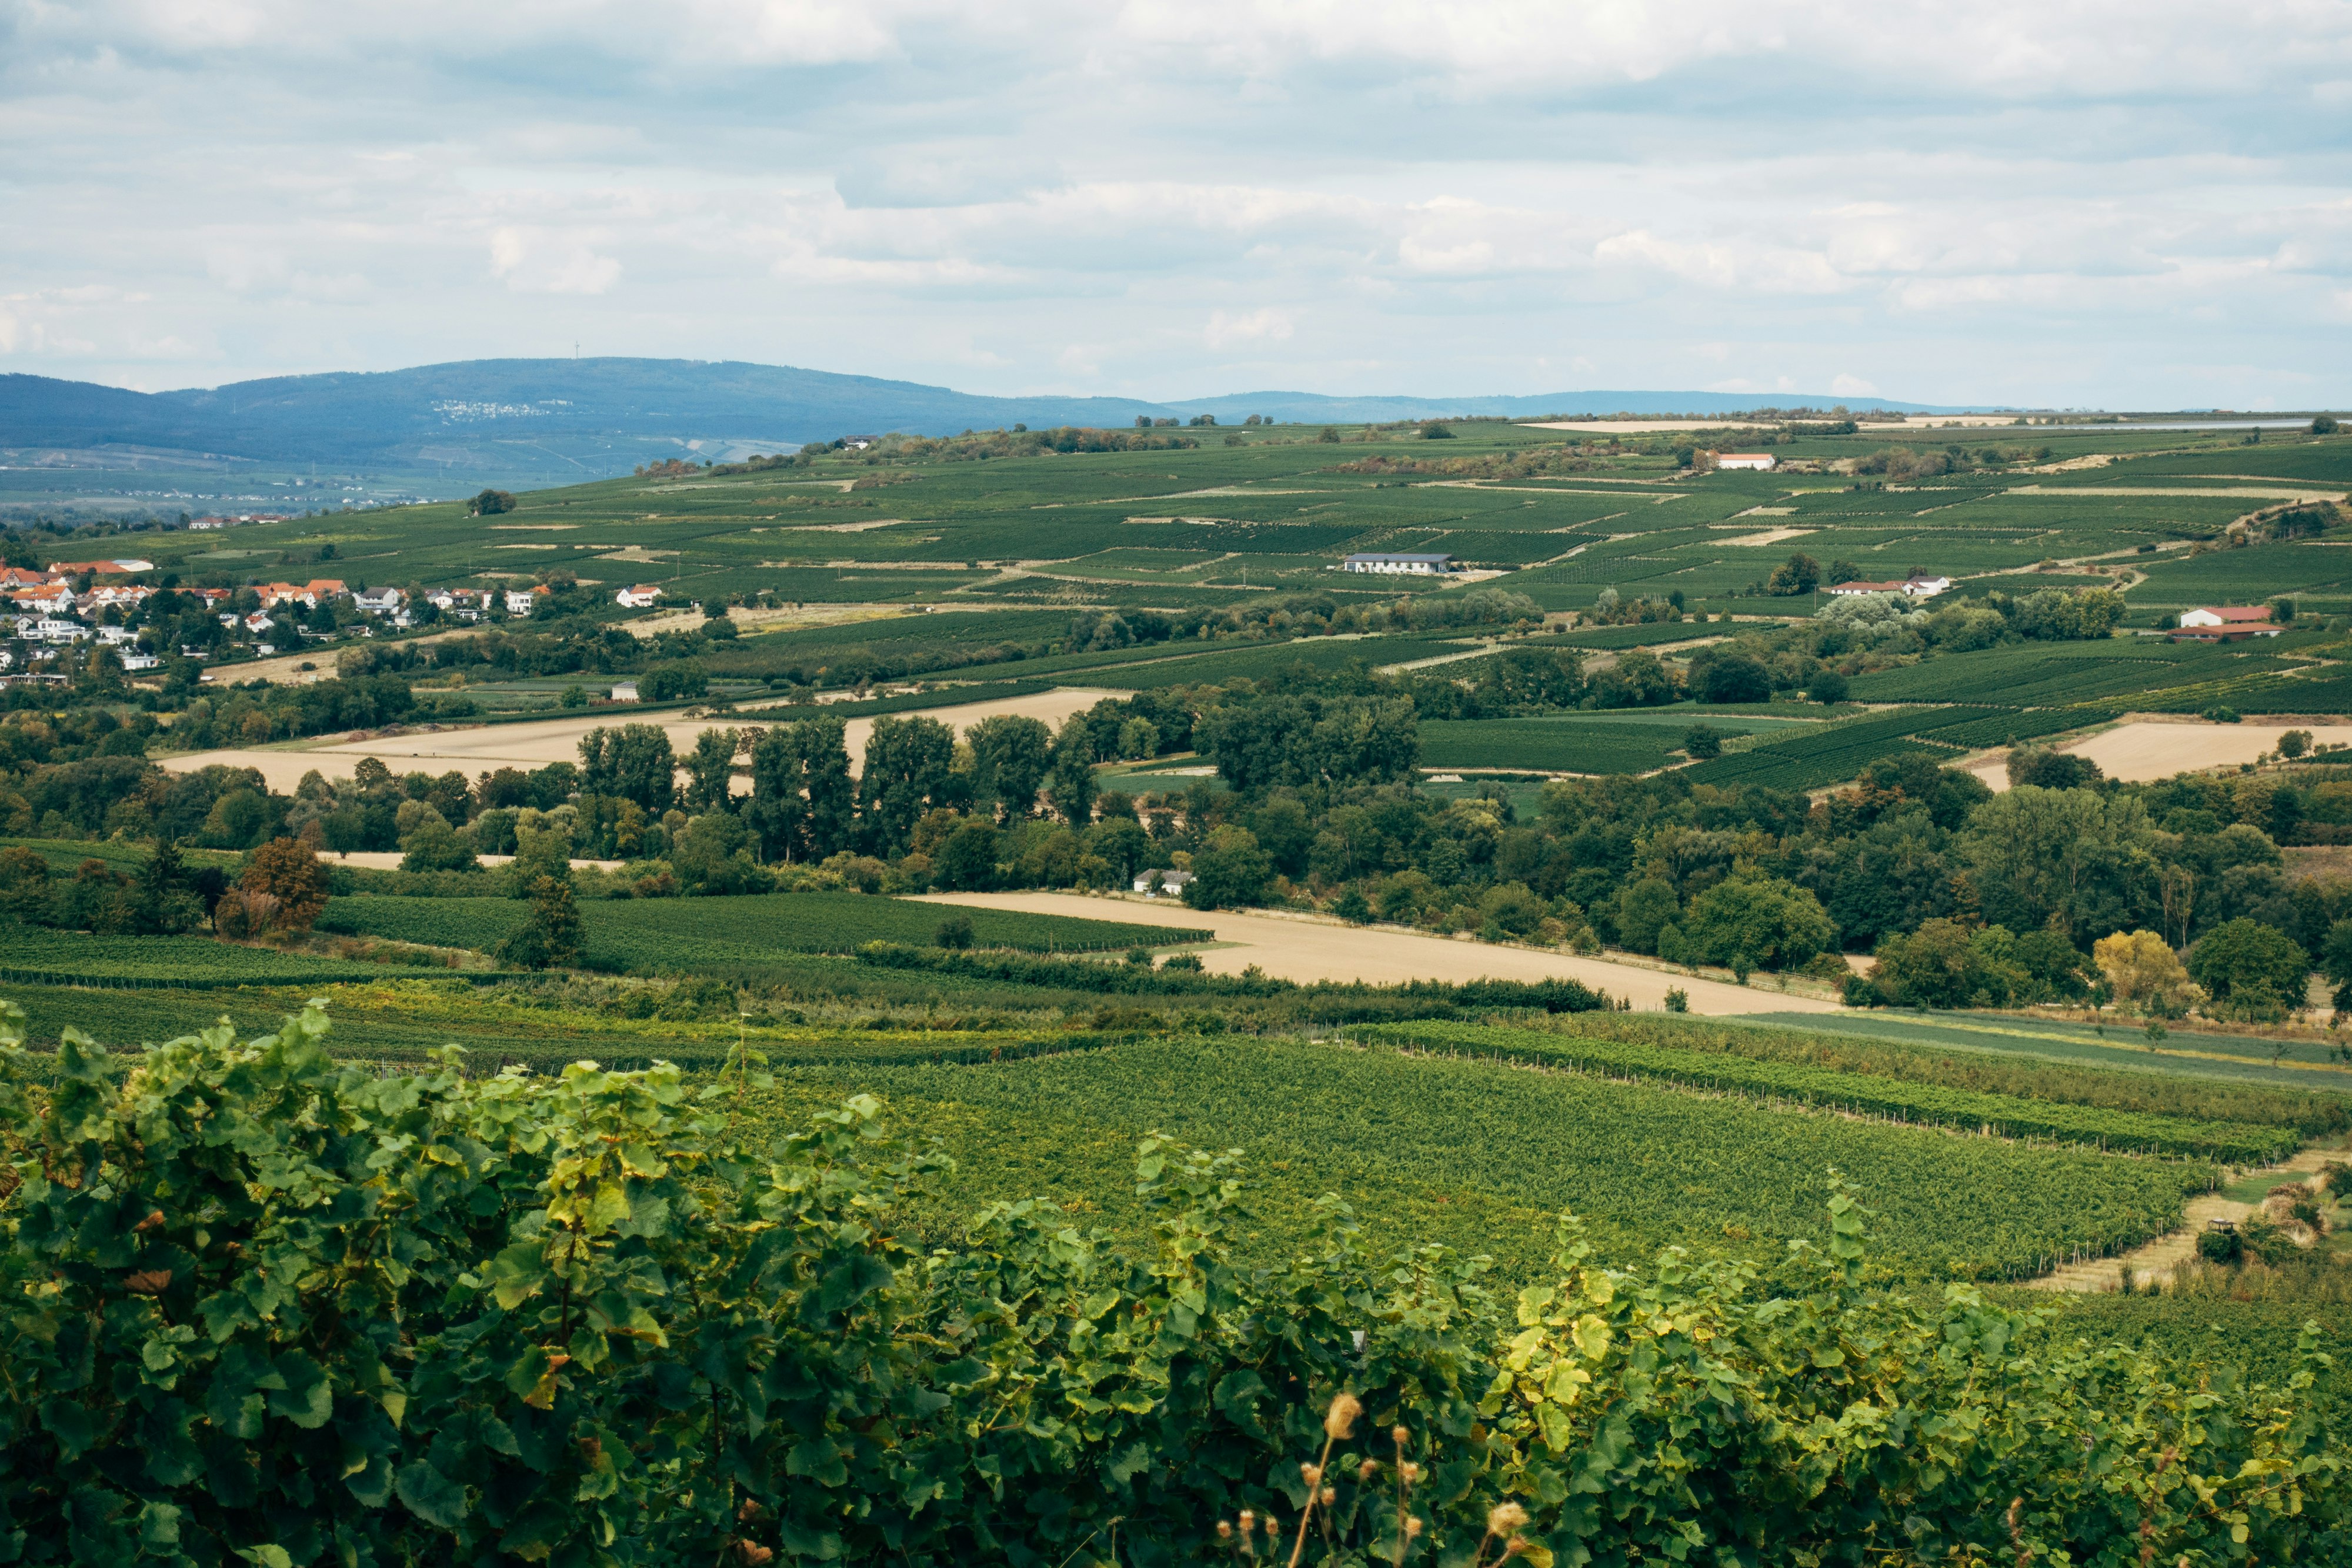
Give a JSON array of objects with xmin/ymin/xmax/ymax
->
[
  {"xmin": 0, "ymin": 930, "xmax": 396, "ymax": 989},
  {"xmin": 752, "ymin": 1033, "xmax": 2216, "ymax": 1283},
  {"xmin": 1350, "ymin": 1020, "xmax": 2298, "ymax": 1161},
  {"xmin": 1415, "ymin": 712, "xmax": 1814, "ymax": 774},
  {"xmin": 318, "ymin": 890, "xmax": 1209, "ymax": 964},
  {"xmin": 105, "ymin": 417, "xmax": 2345, "ymax": 636}
]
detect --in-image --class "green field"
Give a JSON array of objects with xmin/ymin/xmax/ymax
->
[
  {"xmin": 1351, "ymin": 1019, "xmax": 2298, "ymax": 1161},
  {"xmin": 1417, "ymin": 711, "xmax": 1804, "ymax": 774},
  {"xmin": 752, "ymin": 1033, "xmax": 2216, "ymax": 1283},
  {"xmin": 94, "ymin": 419, "xmax": 2352, "ymax": 636},
  {"xmin": 0, "ymin": 930, "xmax": 399, "ymax": 989},
  {"xmin": 317, "ymin": 890, "xmax": 1209, "ymax": 963}
]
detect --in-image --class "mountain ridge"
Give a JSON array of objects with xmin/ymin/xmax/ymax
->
[{"xmin": 1, "ymin": 357, "xmax": 1988, "ymax": 492}]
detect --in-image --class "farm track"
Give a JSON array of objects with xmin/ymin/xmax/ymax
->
[{"xmin": 2027, "ymin": 1144, "xmax": 2339, "ymax": 1294}]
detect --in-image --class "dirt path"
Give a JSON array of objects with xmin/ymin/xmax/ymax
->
[
  {"xmin": 910, "ymin": 890, "xmax": 1843, "ymax": 1016},
  {"xmin": 2027, "ymin": 1145, "xmax": 2339, "ymax": 1294}
]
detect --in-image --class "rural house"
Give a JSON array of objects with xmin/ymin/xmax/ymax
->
[
  {"xmin": 1134, "ymin": 869, "xmax": 1196, "ymax": 897},
  {"xmin": 616, "ymin": 584, "xmax": 665, "ymax": 608},
  {"xmin": 2177, "ymin": 605, "xmax": 2282, "ymax": 640},
  {"xmin": 1825, "ymin": 575, "xmax": 1950, "ymax": 599},
  {"xmin": 1712, "ymin": 452, "xmax": 1776, "ymax": 471},
  {"xmin": 1341, "ymin": 551, "xmax": 1456, "ymax": 575}
]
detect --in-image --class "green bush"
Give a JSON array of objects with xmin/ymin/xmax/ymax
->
[{"xmin": 0, "ymin": 1002, "xmax": 2344, "ymax": 1566}]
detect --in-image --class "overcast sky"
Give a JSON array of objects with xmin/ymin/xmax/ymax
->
[{"xmin": 4, "ymin": 0, "xmax": 2350, "ymax": 408}]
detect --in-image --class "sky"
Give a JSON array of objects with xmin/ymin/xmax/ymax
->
[{"xmin": 3, "ymin": 0, "xmax": 2350, "ymax": 409}]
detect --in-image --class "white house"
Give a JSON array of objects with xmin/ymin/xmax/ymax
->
[
  {"xmin": 616, "ymin": 584, "xmax": 664, "ymax": 609},
  {"xmin": 1340, "ymin": 552, "xmax": 1456, "ymax": 575},
  {"xmin": 2178, "ymin": 605, "xmax": 2281, "ymax": 640},
  {"xmin": 31, "ymin": 619, "xmax": 88, "ymax": 643},
  {"xmin": 353, "ymin": 586, "xmax": 404, "ymax": 615},
  {"xmin": 9, "ymin": 585, "xmax": 75, "ymax": 616},
  {"xmin": 95, "ymin": 625, "xmax": 135, "ymax": 645},
  {"xmin": 503, "ymin": 589, "xmax": 536, "ymax": 616},
  {"xmin": 1713, "ymin": 452, "xmax": 1777, "ymax": 471},
  {"xmin": 1133, "ymin": 869, "xmax": 1196, "ymax": 898},
  {"xmin": 1825, "ymin": 575, "xmax": 1950, "ymax": 600},
  {"xmin": 609, "ymin": 680, "xmax": 640, "ymax": 702},
  {"xmin": 118, "ymin": 650, "xmax": 159, "ymax": 672}
]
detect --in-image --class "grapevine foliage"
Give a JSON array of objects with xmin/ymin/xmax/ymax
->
[{"xmin": 0, "ymin": 1002, "xmax": 2342, "ymax": 1566}]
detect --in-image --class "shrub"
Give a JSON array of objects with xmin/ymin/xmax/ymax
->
[
  {"xmin": 935, "ymin": 913, "xmax": 975, "ymax": 949},
  {"xmin": 240, "ymin": 836, "xmax": 329, "ymax": 930},
  {"xmin": 2196, "ymin": 1225, "xmax": 2244, "ymax": 1264}
]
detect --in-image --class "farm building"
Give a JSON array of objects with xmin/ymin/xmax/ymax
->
[
  {"xmin": 1134, "ymin": 869, "xmax": 1196, "ymax": 897},
  {"xmin": 47, "ymin": 558, "xmax": 155, "ymax": 576},
  {"xmin": 1712, "ymin": 452, "xmax": 1776, "ymax": 471},
  {"xmin": 616, "ymin": 585, "xmax": 665, "ymax": 608},
  {"xmin": 1340, "ymin": 552, "xmax": 1456, "ymax": 575},
  {"xmin": 2177, "ymin": 605, "xmax": 2281, "ymax": 641},
  {"xmin": 1825, "ymin": 575, "xmax": 1950, "ymax": 599}
]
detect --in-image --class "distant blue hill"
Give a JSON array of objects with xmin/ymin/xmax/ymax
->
[{"xmin": 0, "ymin": 358, "xmax": 1989, "ymax": 491}]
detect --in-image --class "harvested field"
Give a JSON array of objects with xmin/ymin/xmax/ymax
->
[
  {"xmin": 2063, "ymin": 720, "xmax": 2352, "ymax": 783},
  {"xmin": 157, "ymin": 685, "xmax": 1132, "ymax": 792},
  {"xmin": 1966, "ymin": 719, "xmax": 2352, "ymax": 790},
  {"xmin": 912, "ymin": 891, "xmax": 1843, "ymax": 1016}
]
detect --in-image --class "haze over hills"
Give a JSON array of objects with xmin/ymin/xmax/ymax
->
[{"xmin": 0, "ymin": 358, "xmax": 1983, "ymax": 495}]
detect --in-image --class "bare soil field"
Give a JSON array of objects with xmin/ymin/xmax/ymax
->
[
  {"xmin": 156, "ymin": 686, "xmax": 1131, "ymax": 793},
  {"xmin": 620, "ymin": 601, "xmax": 950, "ymax": 640},
  {"xmin": 911, "ymin": 890, "xmax": 1843, "ymax": 1016},
  {"xmin": 321, "ymin": 850, "xmax": 625, "ymax": 872}
]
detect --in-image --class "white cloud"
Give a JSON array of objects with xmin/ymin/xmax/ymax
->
[
  {"xmin": 0, "ymin": 1, "xmax": 2347, "ymax": 404},
  {"xmin": 1204, "ymin": 308, "xmax": 1294, "ymax": 349},
  {"xmin": 1831, "ymin": 373, "xmax": 1880, "ymax": 398},
  {"xmin": 489, "ymin": 228, "xmax": 622, "ymax": 295}
]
